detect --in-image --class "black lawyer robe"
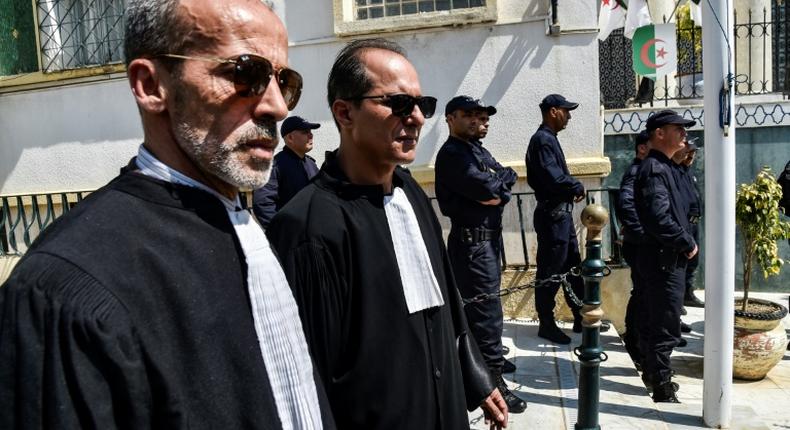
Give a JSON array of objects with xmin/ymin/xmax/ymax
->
[
  {"xmin": 267, "ymin": 150, "xmax": 495, "ymax": 430},
  {"xmin": 0, "ymin": 165, "xmax": 335, "ymax": 429}
]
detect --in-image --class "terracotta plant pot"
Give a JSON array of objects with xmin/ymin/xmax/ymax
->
[{"xmin": 732, "ymin": 298, "xmax": 789, "ymax": 380}]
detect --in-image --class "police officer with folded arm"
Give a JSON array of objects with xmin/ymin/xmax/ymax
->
[
  {"xmin": 634, "ymin": 110, "xmax": 698, "ymax": 403},
  {"xmin": 525, "ymin": 94, "xmax": 587, "ymax": 345},
  {"xmin": 435, "ymin": 95, "xmax": 527, "ymax": 414},
  {"xmin": 253, "ymin": 116, "xmax": 320, "ymax": 228}
]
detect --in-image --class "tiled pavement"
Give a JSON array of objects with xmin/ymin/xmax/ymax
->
[{"xmin": 469, "ymin": 292, "xmax": 790, "ymax": 429}]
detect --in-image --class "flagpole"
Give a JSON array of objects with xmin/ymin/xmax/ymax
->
[{"xmin": 701, "ymin": 0, "xmax": 735, "ymax": 427}]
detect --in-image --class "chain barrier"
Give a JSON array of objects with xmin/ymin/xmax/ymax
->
[{"xmin": 462, "ymin": 270, "xmax": 584, "ymax": 308}]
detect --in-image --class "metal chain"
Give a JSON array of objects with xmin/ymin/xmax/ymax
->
[{"xmin": 462, "ymin": 270, "xmax": 584, "ymax": 308}]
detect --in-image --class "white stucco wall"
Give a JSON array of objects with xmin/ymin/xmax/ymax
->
[{"xmin": 0, "ymin": 0, "xmax": 603, "ymax": 195}]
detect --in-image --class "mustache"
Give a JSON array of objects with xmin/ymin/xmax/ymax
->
[{"xmin": 237, "ymin": 119, "xmax": 278, "ymax": 143}]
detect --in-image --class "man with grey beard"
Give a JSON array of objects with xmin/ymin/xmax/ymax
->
[{"xmin": 0, "ymin": 0, "xmax": 335, "ymax": 428}]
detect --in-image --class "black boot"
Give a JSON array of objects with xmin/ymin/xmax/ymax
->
[
  {"xmin": 538, "ymin": 321, "xmax": 571, "ymax": 344},
  {"xmin": 492, "ymin": 369, "xmax": 527, "ymax": 413},
  {"xmin": 652, "ymin": 380, "xmax": 680, "ymax": 403},
  {"xmin": 502, "ymin": 358, "xmax": 517, "ymax": 374},
  {"xmin": 680, "ymin": 321, "xmax": 692, "ymax": 333},
  {"xmin": 684, "ymin": 290, "xmax": 705, "ymax": 307}
]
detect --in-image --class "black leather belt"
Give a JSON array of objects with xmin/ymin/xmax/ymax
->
[
  {"xmin": 458, "ymin": 227, "xmax": 501, "ymax": 244},
  {"xmin": 536, "ymin": 200, "xmax": 573, "ymax": 213}
]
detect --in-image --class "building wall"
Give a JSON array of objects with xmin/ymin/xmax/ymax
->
[{"xmin": 0, "ymin": 0, "xmax": 606, "ymax": 195}]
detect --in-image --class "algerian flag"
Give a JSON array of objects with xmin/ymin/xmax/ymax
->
[
  {"xmin": 632, "ymin": 23, "xmax": 677, "ymax": 81},
  {"xmin": 598, "ymin": 0, "xmax": 626, "ymax": 41},
  {"xmin": 688, "ymin": 0, "xmax": 702, "ymax": 25},
  {"xmin": 624, "ymin": 0, "xmax": 651, "ymax": 39}
]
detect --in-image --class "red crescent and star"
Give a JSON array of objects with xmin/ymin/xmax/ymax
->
[{"xmin": 640, "ymin": 38, "xmax": 666, "ymax": 68}]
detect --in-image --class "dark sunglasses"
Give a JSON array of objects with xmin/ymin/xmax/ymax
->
[
  {"xmin": 157, "ymin": 53, "xmax": 303, "ymax": 110},
  {"xmin": 349, "ymin": 94, "xmax": 437, "ymax": 118}
]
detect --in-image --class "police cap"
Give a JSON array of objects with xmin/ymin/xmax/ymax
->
[
  {"xmin": 444, "ymin": 95, "xmax": 497, "ymax": 116},
  {"xmin": 539, "ymin": 94, "xmax": 579, "ymax": 112},
  {"xmin": 645, "ymin": 110, "xmax": 696, "ymax": 132},
  {"xmin": 281, "ymin": 116, "xmax": 321, "ymax": 138}
]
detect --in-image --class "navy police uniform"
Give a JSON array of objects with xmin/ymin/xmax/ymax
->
[
  {"xmin": 436, "ymin": 135, "xmax": 516, "ymax": 370},
  {"xmin": 672, "ymin": 146, "xmax": 702, "ymax": 302},
  {"xmin": 616, "ymin": 131, "xmax": 649, "ymax": 365},
  {"xmin": 634, "ymin": 111, "xmax": 697, "ymax": 392},
  {"xmin": 253, "ymin": 117, "xmax": 320, "ymax": 228},
  {"xmin": 436, "ymin": 96, "xmax": 516, "ymax": 372},
  {"xmin": 526, "ymin": 121, "xmax": 585, "ymax": 328}
]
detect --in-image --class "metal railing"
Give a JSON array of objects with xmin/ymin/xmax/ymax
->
[
  {"xmin": 429, "ymin": 188, "xmax": 624, "ymax": 268},
  {"xmin": 600, "ymin": 2, "xmax": 789, "ymax": 109},
  {"xmin": 2, "ymin": 188, "xmax": 626, "ymax": 265},
  {"xmin": 1, "ymin": 192, "xmax": 91, "ymax": 256}
]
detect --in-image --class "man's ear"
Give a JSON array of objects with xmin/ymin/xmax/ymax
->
[
  {"xmin": 332, "ymin": 99, "xmax": 353, "ymax": 129},
  {"xmin": 128, "ymin": 58, "xmax": 168, "ymax": 114}
]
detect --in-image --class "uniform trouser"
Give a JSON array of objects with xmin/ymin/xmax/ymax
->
[
  {"xmin": 685, "ymin": 224, "xmax": 700, "ymax": 296},
  {"xmin": 448, "ymin": 228, "xmax": 504, "ymax": 370},
  {"xmin": 533, "ymin": 208, "xmax": 584, "ymax": 323},
  {"xmin": 637, "ymin": 246, "xmax": 686, "ymax": 383},
  {"xmin": 622, "ymin": 241, "xmax": 645, "ymax": 364}
]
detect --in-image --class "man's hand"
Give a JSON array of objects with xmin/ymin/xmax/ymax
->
[
  {"xmin": 480, "ymin": 198, "xmax": 502, "ymax": 206},
  {"xmin": 480, "ymin": 388, "xmax": 508, "ymax": 429},
  {"xmin": 686, "ymin": 244, "xmax": 699, "ymax": 259}
]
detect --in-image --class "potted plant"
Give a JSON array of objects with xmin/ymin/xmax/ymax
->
[{"xmin": 733, "ymin": 166, "xmax": 790, "ymax": 380}]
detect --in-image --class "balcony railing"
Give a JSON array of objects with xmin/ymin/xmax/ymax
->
[{"xmin": 600, "ymin": 1, "xmax": 789, "ymax": 109}]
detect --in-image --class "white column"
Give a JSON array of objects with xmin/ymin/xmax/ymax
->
[{"xmin": 701, "ymin": 0, "xmax": 736, "ymax": 428}]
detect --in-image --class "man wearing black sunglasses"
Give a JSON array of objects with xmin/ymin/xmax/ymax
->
[
  {"xmin": 0, "ymin": 1, "xmax": 334, "ymax": 429},
  {"xmin": 268, "ymin": 39, "xmax": 508, "ymax": 430},
  {"xmin": 435, "ymin": 96, "xmax": 525, "ymax": 414}
]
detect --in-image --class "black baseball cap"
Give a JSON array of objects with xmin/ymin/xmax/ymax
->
[
  {"xmin": 635, "ymin": 130, "xmax": 649, "ymax": 150},
  {"xmin": 280, "ymin": 116, "xmax": 320, "ymax": 138},
  {"xmin": 444, "ymin": 95, "xmax": 497, "ymax": 116},
  {"xmin": 539, "ymin": 94, "xmax": 579, "ymax": 112},
  {"xmin": 645, "ymin": 110, "xmax": 696, "ymax": 132}
]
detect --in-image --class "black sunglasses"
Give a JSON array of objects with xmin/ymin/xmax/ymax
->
[
  {"xmin": 349, "ymin": 94, "xmax": 437, "ymax": 118},
  {"xmin": 157, "ymin": 53, "xmax": 303, "ymax": 110}
]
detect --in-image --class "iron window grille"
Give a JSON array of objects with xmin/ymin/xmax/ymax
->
[
  {"xmin": 36, "ymin": 0, "xmax": 126, "ymax": 73},
  {"xmin": 354, "ymin": 0, "xmax": 485, "ymax": 20}
]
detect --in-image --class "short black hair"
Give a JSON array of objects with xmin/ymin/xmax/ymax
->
[{"xmin": 326, "ymin": 38, "xmax": 407, "ymax": 109}]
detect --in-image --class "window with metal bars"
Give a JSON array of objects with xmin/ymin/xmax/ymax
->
[
  {"xmin": 354, "ymin": 0, "xmax": 486, "ymax": 21},
  {"xmin": 36, "ymin": 0, "xmax": 125, "ymax": 73}
]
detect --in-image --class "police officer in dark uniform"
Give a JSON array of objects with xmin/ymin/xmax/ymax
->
[
  {"xmin": 672, "ymin": 139, "xmax": 705, "ymax": 308},
  {"xmin": 616, "ymin": 130, "xmax": 650, "ymax": 367},
  {"xmin": 253, "ymin": 116, "xmax": 320, "ymax": 228},
  {"xmin": 435, "ymin": 95, "xmax": 526, "ymax": 414},
  {"xmin": 525, "ymin": 94, "xmax": 586, "ymax": 345},
  {"xmin": 634, "ymin": 110, "xmax": 698, "ymax": 403}
]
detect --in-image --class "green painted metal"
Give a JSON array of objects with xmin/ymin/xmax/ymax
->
[
  {"xmin": 0, "ymin": 0, "xmax": 39, "ymax": 76},
  {"xmin": 575, "ymin": 230, "xmax": 609, "ymax": 430},
  {"xmin": 0, "ymin": 192, "xmax": 90, "ymax": 256}
]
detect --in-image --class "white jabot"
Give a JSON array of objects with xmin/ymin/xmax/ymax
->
[
  {"xmin": 383, "ymin": 187, "xmax": 445, "ymax": 314},
  {"xmin": 135, "ymin": 145, "xmax": 322, "ymax": 430}
]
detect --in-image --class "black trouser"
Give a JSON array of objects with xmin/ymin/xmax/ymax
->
[
  {"xmin": 533, "ymin": 208, "xmax": 584, "ymax": 323},
  {"xmin": 684, "ymin": 224, "xmax": 700, "ymax": 296},
  {"xmin": 637, "ymin": 246, "xmax": 686, "ymax": 383},
  {"xmin": 448, "ymin": 227, "xmax": 504, "ymax": 370},
  {"xmin": 622, "ymin": 241, "xmax": 645, "ymax": 364}
]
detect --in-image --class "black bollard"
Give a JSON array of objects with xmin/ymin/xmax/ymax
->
[{"xmin": 574, "ymin": 204, "xmax": 611, "ymax": 430}]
